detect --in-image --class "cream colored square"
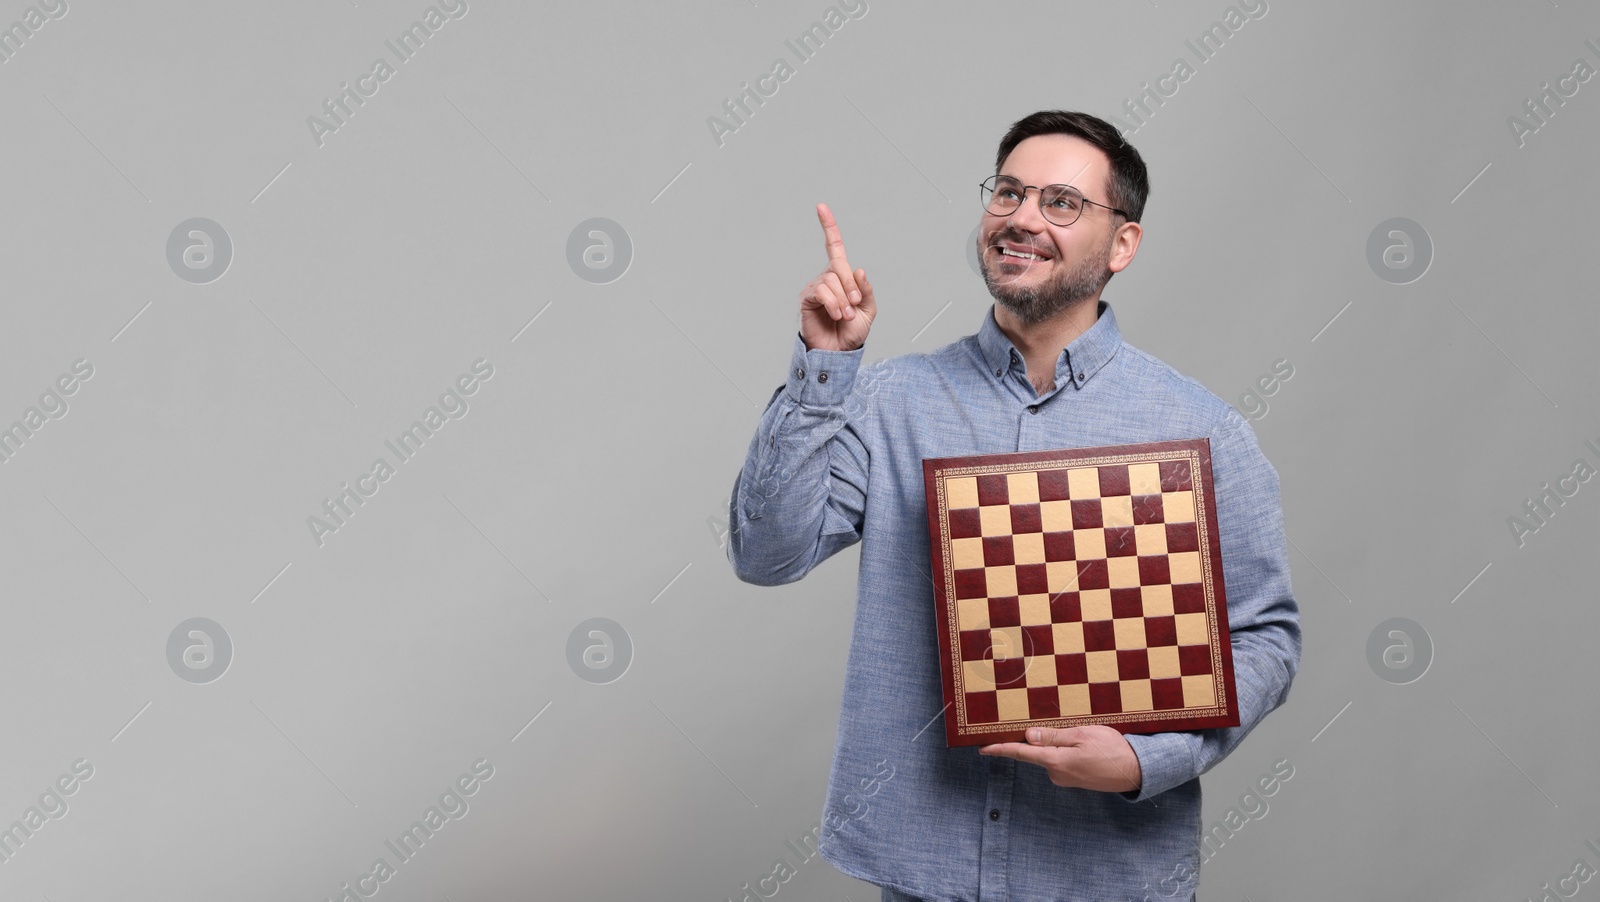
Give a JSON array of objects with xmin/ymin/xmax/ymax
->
[
  {"xmin": 1113, "ymin": 617, "xmax": 1148, "ymax": 649},
  {"xmin": 989, "ymin": 626, "xmax": 1024, "ymax": 660},
  {"xmin": 1128, "ymin": 462, "xmax": 1162, "ymax": 495},
  {"xmin": 1006, "ymin": 472, "xmax": 1040, "ymax": 505},
  {"xmin": 1175, "ymin": 612, "xmax": 1210, "ymax": 646},
  {"xmin": 1040, "ymin": 500, "xmax": 1074, "ymax": 532},
  {"xmin": 1169, "ymin": 551, "xmax": 1202, "ymax": 585},
  {"xmin": 1120, "ymin": 679, "xmax": 1154, "ymax": 712},
  {"xmin": 1101, "ymin": 495, "xmax": 1134, "ymax": 528},
  {"xmin": 1086, "ymin": 650, "xmax": 1119, "ymax": 683},
  {"xmin": 986, "ymin": 566, "xmax": 1018, "ymax": 598},
  {"xmin": 1052, "ymin": 621, "xmax": 1085, "ymax": 654},
  {"xmin": 1074, "ymin": 529, "xmax": 1107, "ymax": 559},
  {"xmin": 1162, "ymin": 491, "xmax": 1196, "ymax": 523},
  {"xmin": 1182, "ymin": 673, "xmax": 1217, "ymax": 707},
  {"xmin": 1046, "ymin": 561, "xmax": 1080, "ymax": 594},
  {"xmin": 1012, "ymin": 533, "xmax": 1046, "ymax": 565},
  {"xmin": 1080, "ymin": 590, "xmax": 1112, "ymax": 622},
  {"xmin": 980, "ymin": 505, "xmax": 1014, "ymax": 537},
  {"xmin": 951, "ymin": 537, "xmax": 986, "ymax": 570},
  {"xmin": 1067, "ymin": 467, "xmax": 1101, "ymax": 499},
  {"xmin": 996, "ymin": 688, "xmax": 1031, "ymax": 722},
  {"xmin": 963, "ymin": 658, "xmax": 996, "ymax": 691},
  {"xmin": 1141, "ymin": 584, "xmax": 1174, "ymax": 616},
  {"xmin": 1018, "ymin": 594, "xmax": 1051, "ymax": 626},
  {"xmin": 946, "ymin": 476, "xmax": 980, "ymax": 509},
  {"xmin": 1134, "ymin": 524, "xmax": 1168, "ymax": 556},
  {"xmin": 1058, "ymin": 683, "xmax": 1092, "ymax": 716},
  {"xmin": 1107, "ymin": 557, "xmax": 1141, "ymax": 589},
  {"xmin": 1024, "ymin": 655, "xmax": 1058, "ymax": 688},
  {"xmin": 1147, "ymin": 646, "xmax": 1181, "ymax": 679},
  {"xmin": 957, "ymin": 597, "xmax": 991, "ymax": 631}
]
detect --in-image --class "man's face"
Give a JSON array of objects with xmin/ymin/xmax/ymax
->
[{"xmin": 976, "ymin": 134, "xmax": 1124, "ymax": 324}]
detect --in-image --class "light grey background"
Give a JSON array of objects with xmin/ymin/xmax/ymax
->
[{"xmin": 2, "ymin": 0, "xmax": 1597, "ymax": 899}]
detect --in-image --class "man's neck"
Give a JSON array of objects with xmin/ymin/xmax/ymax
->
[{"xmin": 994, "ymin": 297, "xmax": 1101, "ymax": 397}]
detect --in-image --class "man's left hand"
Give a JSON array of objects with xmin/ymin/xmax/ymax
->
[{"xmin": 978, "ymin": 726, "xmax": 1143, "ymax": 793}]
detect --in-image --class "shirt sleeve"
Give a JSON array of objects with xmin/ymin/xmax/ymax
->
[
  {"xmin": 1121, "ymin": 409, "xmax": 1303, "ymax": 801},
  {"xmin": 726, "ymin": 334, "xmax": 876, "ymax": 586}
]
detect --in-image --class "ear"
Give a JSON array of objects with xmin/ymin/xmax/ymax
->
[{"xmin": 1107, "ymin": 220, "xmax": 1143, "ymax": 274}]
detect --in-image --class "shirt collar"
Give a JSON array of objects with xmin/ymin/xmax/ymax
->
[{"xmin": 976, "ymin": 300, "xmax": 1123, "ymax": 390}]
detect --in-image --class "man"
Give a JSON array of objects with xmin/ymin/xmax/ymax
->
[{"xmin": 727, "ymin": 110, "xmax": 1300, "ymax": 902}]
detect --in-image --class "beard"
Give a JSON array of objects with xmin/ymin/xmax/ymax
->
[{"xmin": 979, "ymin": 226, "xmax": 1114, "ymax": 325}]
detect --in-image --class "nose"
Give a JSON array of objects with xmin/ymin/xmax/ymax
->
[{"xmin": 1005, "ymin": 187, "xmax": 1049, "ymax": 232}]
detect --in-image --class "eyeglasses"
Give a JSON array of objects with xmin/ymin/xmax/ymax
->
[{"xmin": 979, "ymin": 175, "xmax": 1128, "ymax": 227}]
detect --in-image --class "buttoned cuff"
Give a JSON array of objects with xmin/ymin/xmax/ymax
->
[
  {"xmin": 784, "ymin": 334, "xmax": 865, "ymax": 406},
  {"xmin": 1120, "ymin": 732, "xmax": 1198, "ymax": 802}
]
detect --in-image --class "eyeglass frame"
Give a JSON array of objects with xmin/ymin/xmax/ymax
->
[{"xmin": 979, "ymin": 174, "xmax": 1130, "ymax": 227}]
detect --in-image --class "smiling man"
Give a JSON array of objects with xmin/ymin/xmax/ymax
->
[{"xmin": 727, "ymin": 110, "xmax": 1300, "ymax": 902}]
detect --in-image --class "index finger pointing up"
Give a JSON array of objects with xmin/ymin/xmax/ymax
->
[{"xmin": 817, "ymin": 202, "xmax": 850, "ymax": 264}]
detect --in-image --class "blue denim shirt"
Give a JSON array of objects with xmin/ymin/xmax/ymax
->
[{"xmin": 727, "ymin": 302, "xmax": 1300, "ymax": 902}]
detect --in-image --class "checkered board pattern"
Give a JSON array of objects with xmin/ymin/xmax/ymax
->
[{"xmin": 923, "ymin": 439, "xmax": 1239, "ymax": 747}]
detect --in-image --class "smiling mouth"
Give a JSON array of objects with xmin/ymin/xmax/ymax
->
[{"xmin": 992, "ymin": 245, "xmax": 1051, "ymax": 265}]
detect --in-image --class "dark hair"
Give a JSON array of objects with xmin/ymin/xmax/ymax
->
[{"xmin": 994, "ymin": 110, "xmax": 1150, "ymax": 223}]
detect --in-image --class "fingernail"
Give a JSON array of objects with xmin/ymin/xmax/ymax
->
[
  {"xmin": 1027, "ymin": 729, "xmax": 1040, "ymax": 743},
  {"xmin": 850, "ymin": 291, "xmax": 861, "ymax": 302}
]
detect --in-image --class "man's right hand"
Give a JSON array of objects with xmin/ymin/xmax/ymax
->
[{"xmin": 799, "ymin": 203, "xmax": 876, "ymax": 352}]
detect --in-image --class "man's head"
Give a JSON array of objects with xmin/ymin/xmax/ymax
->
[{"xmin": 977, "ymin": 111, "xmax": 1148, "ymax": 325}]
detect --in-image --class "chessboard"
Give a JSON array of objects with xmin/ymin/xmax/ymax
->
[{"xmin": 922, "ymin": 439, "xmax": 1239, "ymax": 747}]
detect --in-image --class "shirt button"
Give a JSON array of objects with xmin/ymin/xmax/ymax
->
[
  {"xmin": 1027, "ymin": 405, "xmax": 1038, "ymax": 415},
  {"xmin": 1077, "ymin": 372, "xmax": 1085, "ymax": 381},
  {"xmin": 994, "ymin": 369, "xmax": 1002, "ymax": 378},
  {"xmin": 796, "ymin": 368, "xmax": 806, "ymax": 379},
  {"xmin": 818, "ymin": 372, "xmax": 829, "ymax": 383},
  {"xmin": 989, "ymin": 808, "xmax": 1001, "ymax": 821}
]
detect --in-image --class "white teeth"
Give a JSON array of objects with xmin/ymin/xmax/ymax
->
[{"xmin": 1000, "ymin": 248, "xmax": 1042, "ymax": 260}]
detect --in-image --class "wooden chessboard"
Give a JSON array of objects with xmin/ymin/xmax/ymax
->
[{"xmin": 922, "ymin": 439, "xmax": 1239, "ymax": 747}]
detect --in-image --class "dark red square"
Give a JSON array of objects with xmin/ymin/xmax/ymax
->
[
  {"xmin": 1098, "ymin": 466, "xmax": 1131, "ymax": 496},
  {"xmin": 993, "ymin": 656, "xmax": 1027, "ymax": 686},
  {"xmin": 954, "ymin": 568, "xmax": 988, "ymax": 600},
  {"xmin": 1089, "ymin": 683, "xmax": 1123, "ymax": 713},
  {"xmin": 960, "ymin": 629, "xmax": 994, "ymax": 661},
  {"xmin": 1055, "ymin": 653, "xmax": 1088, "ymax": 684},
  {"xmin": 965, "ymin": 690, "xmax": 999, "ymax": 723},
  {"xmin": 1021, "ymin": 624, "xmax": 1054, "ymax": 657},
  {"xmin": 1110, "ymin": 589, "xmax": 1144, "ymax": 619},
  {"xmin": 950, "ymin": 508, "xmax": 982, "ymax": 539},
  {"xmin": 1131, "ymin": 494, "xmax": 1164, "ymax": 525},
  {"xmin": 1144, "ymin": 615, "xmax": 1177, "ymax": 647},
  {"xmin": 1077, "ymin": 560, "xmax": 1109, "ymax": 590},
  {"xmin": 1071, "ymin": 499, "xmax": 1103, "ymax": 529},
  {"xmin": 1010, "ymin": 504, "xmax": 1043, "ymax": 534},
  {"xmin": 1172, "ymin": 583, "xmax": 1206, "ymax": 613},
  {"xmin": 1179, "ymin": 644, "xmax": 1214, "ymax": 675},
  {"xmin": 1151, "ymin": 678, "xmax": 1185, "ymax": 709},
  {"xmin": 982, "ymin": 536, "xmax": 1014, "ymax": 566},
  {"xmin": 1104, "ymin": 526, "xmax": 1137, "ymax": 556},
  {"xmin": 1159, "ymin": 459, "xmax": 1192, "ymax": 492},
  {"xmin": 1083, "ymin": 620, "xmax": 1117, "ymax": 651},
  {"xmin": 1116, "ymin": 648, "xmax": 1150, "ymax": 680},
  {"xmin": 977, "ymin": 474, "xmax": 1010, "ymax": 506},
  {"xmin": 1038, "ymin": 469, "xmax": 1072, "ymax": 501},
  {"xmin": 1048, "ymin": 592, "xmax": 1081, "ymax": 623},
  {"xmin": 1027, "ymin": 686, "xmax": 1062, "ymax": 719},
  {"xmin": 1166, "ymin": 522, "xmax": 1199, "ymax": 552},
  {"xmin": 1138, "ymin": 556, "xmax": 1171, "ymax": 585},
  {"xmin": 1043, "ymin": 531, "xmax": 1075, "ymax": 562},
  {"xmin": 1015, "ymin": 563, "xmax": 1049, "ymax": 595},
  {"xmin": 988, "ymin": 596, "xmax": 1020, "ymax": 627}
]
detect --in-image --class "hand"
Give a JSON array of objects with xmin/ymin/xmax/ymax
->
[
  {"xmin": 978, "ymin": 726, "xmax": 1143, "ymax": 793},
  {"xmin": 799, "ymin": 203, "xmax": 876, "ymax": 352}
]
